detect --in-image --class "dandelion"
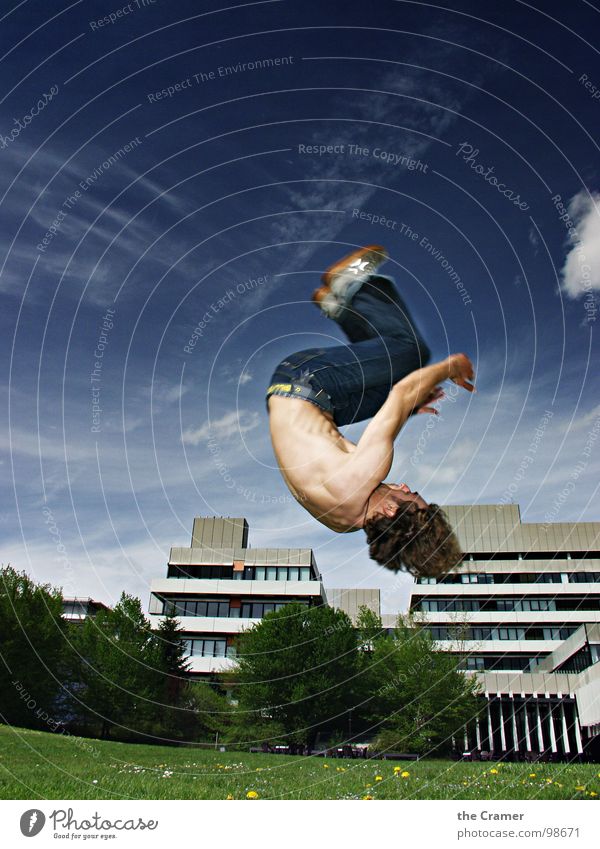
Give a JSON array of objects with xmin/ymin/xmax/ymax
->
[
  {"xmin": 246, "ymin": 791, "xmax": 259, "ymax": 799},
  {"xmin": 529, "ymin": 773, "xmax": 536, "ymax": 778},
  {"xmin": 590, "ymin": 791, "xmax": 597, "ymax": 797},
  {"xmin": 545, "ymin": 778, "xmax": 553, "ymax": 784},
  {"xmin": 375, "ymin": 776, "xmax": 383, "ymax": 782},
  {"xmin": 323, "ymin": 764, "xmax": 329, "ymax": 769},
  {"xmin": 401, "ymin": 771, "xmax": 410, "ymax": 778},
  {"xmin": 226, "ymin": 794, "xmax": 234, "ymax": 800},
  {"xmin": 575, "ymin": 785, "xmax": 585, "ymax": 792},
  {"xmin": 362, "ymin": 795, "xmax": 374, "ymax": 800},
  {"xmin": 490, "ymin": 768, "xmax": 498, "ymax": 775},
  {"xmin": 393, "ymin": 766, "xmax": 401, "ymax": 773}
]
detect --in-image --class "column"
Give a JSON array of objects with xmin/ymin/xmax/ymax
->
[
  {"xmin": 535, "ymin": 702, "xmax": 545, "ymax": 753},
  {"xmin": 560, "ymin": 702, "xmax": 571, "ymax": 755},
  {"xmin": 510, "ymin": 699, "xmax": 519, "ymax": 753},
  {"xmin": 475, "ymin": 716, "xmax": 482, "ymax": 750},
  {"xmin": 523, "ymin": 700, "xmax": 532, "ymax": 752},
  {"xmin": 498, "ymin": 699, "xmax": 507, "ymax": 751},
  {"xmin": 548, "ymin": 703, "xmax": 558, "ymax": 754},
  {"xmin": 463, "ymin": 726, "xmax": 469, "ymax": 752},
  {"xmin": 487, "ymin": 700, "xmax": 494, "ymax": 751}
]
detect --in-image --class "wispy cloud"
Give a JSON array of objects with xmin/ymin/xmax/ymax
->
[{"xmin": 181, "ymin": 409, "xmax": 260, "ymax": 445}]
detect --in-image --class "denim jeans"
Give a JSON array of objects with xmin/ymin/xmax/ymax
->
[{"xmin": 266, "ymin": 275, "xmax": 431, "ymax": 427}]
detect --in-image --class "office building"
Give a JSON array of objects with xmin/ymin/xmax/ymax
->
[
  {"xmin": 148, "ymin": 517, "xmax": 327, "ymax": 675},
  {"xmin": 409, "ymin": 504, "xmax": 600, "ymax": 759}
]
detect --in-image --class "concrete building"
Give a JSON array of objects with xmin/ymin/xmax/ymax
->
[
  {"xmin": 148, "ymin": 517, "xmax": 327, "ymax": 675},
  {"xmin": 61, "ymin": 597, "xmax": 109, "ymax": 622},
  {"xmin": 409, "ymin": 504, "xmax": 600, "ymax": 759}
]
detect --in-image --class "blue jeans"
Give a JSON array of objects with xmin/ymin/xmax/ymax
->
[{"xmin": 266, "ymin": 276, "xmax": 431, "ymax": 427}]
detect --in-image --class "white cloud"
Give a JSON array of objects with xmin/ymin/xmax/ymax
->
[
  {"xmin": 559, "ymin": 190, "xmax": 600, "ymax": 298},
  {"xmin": 181, "ymin": 409, "xmax": 260, "ymax": 445}
]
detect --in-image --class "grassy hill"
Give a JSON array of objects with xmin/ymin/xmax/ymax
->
[{"xmin": 0, "ymin": 726, "xmax": 598, "ymax": 800}]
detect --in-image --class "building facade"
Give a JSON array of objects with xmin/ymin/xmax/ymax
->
[
  {"xmin": 409, "ymin": 504, "xmax": 600, "ymax": 759},
  {"xmin": 61, "ymin": 597, "xmax": 109, "ymax": 622},
  {"xmin": 148, "ymin": 517, "xmax": 326, "ymax": 675}
]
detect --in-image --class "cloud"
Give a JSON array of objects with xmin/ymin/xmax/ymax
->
[
  {"xmin": 181, "ymin": 409, "xmax": 260, "ymax": 445},
  {"xmin": 559, "ymin": 190, "xmax": 600, "ymax": 298}
]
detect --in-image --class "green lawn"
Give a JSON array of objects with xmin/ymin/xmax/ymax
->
[{"xmin": 0, "ymin": 726, "xmax": 598, "ymax": 800}]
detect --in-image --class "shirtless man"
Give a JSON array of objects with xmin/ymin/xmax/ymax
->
[{"xmin": 266, "ymin": 246, "xmax": 475, "ymax": 577}]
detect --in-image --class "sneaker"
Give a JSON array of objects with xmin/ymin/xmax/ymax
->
[
  {"xmin": 312, "ymin": 245, "xmax": 388, "ymax": 316},
  {"xmin": 323, "ymin": 245, "xmax": 388, "ymax": 293},
  {"xmin": 312, "ymin": 285, "xmax": 343, "ymax": 318}
]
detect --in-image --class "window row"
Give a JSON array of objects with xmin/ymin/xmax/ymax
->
[
  {"xmin": 163, "ymin": 599, "xmax": 230, "ymax": 618},
  {"xmin": 429, "ymin": 626, "xmax": 575, "ymax": 642},
  {"xmin": 243, "ymin": 566, "xmax": 312, "ymax": 582},
  {"xmin": 419, "ymin": 598, "xmax": 558, "ymax": 613},
  {"xmin": 182, "ymin": 638, "xmax": 229, "ymax": 658},
  {"xmin": 241, "ymin": 600, "xmax": 307, "ymax": 618},
  {"xmin": 418, "ymin": 571, "xmax": 600, "ymax": 585},
  {"xmin": 459, "ymin": 655, "xmax": 539, "ymax": 672}
]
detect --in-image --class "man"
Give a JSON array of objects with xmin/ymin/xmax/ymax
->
[{"xmin": 266, "ymin": 245, "xmax": 475, "ymax": 577}]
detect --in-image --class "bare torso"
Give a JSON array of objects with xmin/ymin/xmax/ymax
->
[{"xmin": 267, "ymin": 395, "xmax": 370, "ymax": 532}]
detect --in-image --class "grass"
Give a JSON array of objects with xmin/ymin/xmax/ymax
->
[{"xmin": 0, "ymin": 726, "xmax": 599, "ymax": 800}]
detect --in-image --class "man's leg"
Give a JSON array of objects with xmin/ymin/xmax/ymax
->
[{"xmin": 308, "ymin": 275, "xmax": 431, "ymax": 425}]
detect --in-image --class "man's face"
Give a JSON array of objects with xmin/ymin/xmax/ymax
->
[{"xmin": 386, "ymin": 483, "xmax": 428, "ymax": 512}]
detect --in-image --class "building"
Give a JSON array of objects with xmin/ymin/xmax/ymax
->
[
  {"xmin": 61, "ymin": 597, "xmax": 109, "ymax": 622},
  {"xmin": 409, "ymin": 504, "xmax": 600, "ymax": 759},
  {"xmin": 148, "ymin": 517, "xmax": 327, "ymax": 675}
]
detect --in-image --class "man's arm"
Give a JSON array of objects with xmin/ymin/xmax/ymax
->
[{"xmin": 347, "ymin": 354, "xmax": 475, "ymax": 489}]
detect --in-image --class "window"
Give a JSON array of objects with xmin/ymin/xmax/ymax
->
[
  {"xmin": 288, "ymin": 567, "xmax": 299, "ymax": 581},
  {"xmin": 569, "ymin": 572, "xmax": 600, "ymax": 583},
  {"xmin": 182, "ymin": 638, "xmax": 228, "ymax": 658},
  {"xmin": 163, "ymin": 599, "xmax": 230, "ymax": 617},
  {"xmin": 240, "ymin": 600, "xmax": 306, "ymax": 618}
]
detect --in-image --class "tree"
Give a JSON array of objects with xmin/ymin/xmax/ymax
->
[
  {"xmin": 71, "ymin": 593, "xmax": 160, "ymax": 739},
  {"xmin": 357, "ymin": 611, "xmax": 481, "ymax": 755},
  {"xmin": 233, "ymin": 603, "xmax": 361, "ymax": 749},
  {"xmin": 150, "ymin": 611, "xmax": 190, "ymax": 740},
  {"xmin": 0, "ymin": 566, "xmax": 68, "ymax": 728}
]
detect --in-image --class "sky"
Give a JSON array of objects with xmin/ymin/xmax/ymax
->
[{"xmin": 1, "ymin": 0, "xmax": 599, "ymax": 614}]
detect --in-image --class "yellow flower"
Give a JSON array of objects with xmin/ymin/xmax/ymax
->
[
  {"xmin": 401, "ymin": 771, "xmax": 410, "ymax": 778},
  {"xmin": 365, "ymin": 783, "xmax": 372, "ymax": 788},
  {"xmin": 246, "ymin": 791, "xmax": 259, "ymax": 799},
  {"xmin": 575, "ymin": 785, "xmax": 585, "ymax": 792},
  {"xmin": 546, "ymin": 778, "xmax": 553, "ymax": 784},
  {"xmin": 375, "ymin": 776, "xmax": 383, "ymax": 782},
  {"xmin": 462, "ymin": 781, "xmax": 468, "ymax": 786},
  {"xmin": 393, "ymin": 766, "xmax": 401, "ymax": 773},
  {"xmin": 362, "ymin": 795, "xmax": 374, "ymax": 800},
  {"xmin": 590, "ymin": 791, "xmax": 597, "ymax": 797},
  {"xmin": 226, "ymin": 794, "xmax": 234, "ymax": 800},
  {"xmin": 529, "ymin": 773, "xmax": 536, "ymax": 778},
  {"xmin": 323, "ymin": 764, "xmax": 329, "ymax": 769},
  {"xmin": 490, "ymin": 768, "xmax": 498, "ymax": 775},
  {"xmin": 255, "ymin": 767, "xmax": 263, "ymax": 772}
]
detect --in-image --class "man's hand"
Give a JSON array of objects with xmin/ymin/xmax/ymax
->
[
  {"xmin": 415, "ymin": 386, "xmax": 445, "ymax": 415},
  {"xmin": 448, "ymin": 353, "xmax": 476, "ymax": 392}
]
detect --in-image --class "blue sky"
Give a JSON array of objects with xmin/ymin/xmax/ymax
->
[{"xmin": 1, "ymin": 0, "xmax": 599, "ymax": 613}]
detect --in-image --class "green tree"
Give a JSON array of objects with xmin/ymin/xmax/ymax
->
[
  {"xmin": 150, "ymin": 611, "xmax": 190, "ymax": 740},
  {"xmin": 233, "ymin": 603, "xmax": 360, "ymax": 749},
  {"xmin": 72, "ymin": 593, "xmax": 160, "ymax": 739},
  {"xmin": 0, "ymin": 566, "xmax": 67, "ymax": 728},
  {"xmin": 358, "ymin": 612, "xmax": 480, "ymax": 755}
]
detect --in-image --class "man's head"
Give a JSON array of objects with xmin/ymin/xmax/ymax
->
[{"xmin": 363, "ymin": 484, "xmax": 463, "ymax": 577}]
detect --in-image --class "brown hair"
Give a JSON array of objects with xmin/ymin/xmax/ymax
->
[{"xmin": 364, "ymin": 503, "xmax": 463, "ymax": 578}]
